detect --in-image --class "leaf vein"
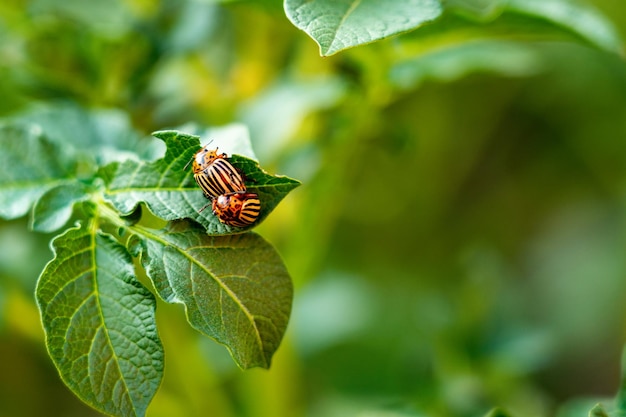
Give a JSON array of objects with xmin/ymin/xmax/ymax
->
[
  {"xmin": 90, "ymin": 233, "xmax": 136, "ymax": 415},
  {"xmin": 329, "ymin": 0, "xmax": 362, "ymax": 52}
]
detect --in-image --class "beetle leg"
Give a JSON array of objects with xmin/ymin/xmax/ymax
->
[
  {"xmin": 183, "ymin": 154, "xmax": 195, "ymax": 171},
  {"xmin": 198, "ymin": 201, "xmax": 212, "ymax": 213}
]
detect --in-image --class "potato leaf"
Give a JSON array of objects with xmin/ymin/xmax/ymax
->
[
  {"xmin": 129, "ymin": 221, "xmax": 293, "ymax": 369},
  {"xmin": 104, "ymin": 130, "xmax": 300, "ymax": 235},
  {"xmin": 284, "ymin": 0, "xmax": 443, "ymax": 56},
  {"xmin": 36, "ymin": 224, "xmax": 164, "ymax": 417},
  {"xmin": 0, "ymin": 124, "xmax": 77, "ymax": 220},
  {"xmin": 30, "ymin": 182, "xmax": 91, "ymax": 233}
]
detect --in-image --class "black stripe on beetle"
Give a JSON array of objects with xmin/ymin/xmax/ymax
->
[{"xmin": 186, "ymin": 145, "xmax": 246, "ymax": 201}]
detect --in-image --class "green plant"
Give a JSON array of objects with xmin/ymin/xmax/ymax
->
[
  {"xmin": 1, "ymin": 0, "xmax": 625, "ymax": 416},
  {"xmin": 0, "ymin": 109, "xmax": 299, "ymax": 416}
]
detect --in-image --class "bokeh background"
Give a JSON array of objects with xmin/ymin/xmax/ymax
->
[{"xmin": 1, "ymin": 1, "xmax": 625, "ymax": 416}]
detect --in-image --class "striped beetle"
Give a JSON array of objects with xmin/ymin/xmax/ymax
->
[
  {"xmin": 212, "ymin": 192, "xmax": 261, "ymax": 227},
  {"xmin": 184, "ymin": 144, "xmax": 247, "ymax": 212}
]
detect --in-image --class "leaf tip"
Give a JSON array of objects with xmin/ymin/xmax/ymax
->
[{"xmin": 151, "ymin": 129, "xmax": 181, "ymax": 140}]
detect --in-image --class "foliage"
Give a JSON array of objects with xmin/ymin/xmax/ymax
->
[
  {"xmin": 0, "ymin": 110, "xmax": 299, "ymax": 416},
  {"xmin": 0, "ymin": 0, "xmax": 625, "ymax": 416},
  {"xmin": 285, "ymin": 0, "xmax": 443, "ymax": 56},
  {"xmin": 37, "ymin": 224, "xmax": 163, "ymax": 417},
  {"xmin": 285, "ymin": 0, "xmax": 622, "ymax": 56}
]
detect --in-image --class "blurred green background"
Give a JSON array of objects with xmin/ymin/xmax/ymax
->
[{"xmin": 1, "ymin": 0, "xmax": 625, "ymax": 416}]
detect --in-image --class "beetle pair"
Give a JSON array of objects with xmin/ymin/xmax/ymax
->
[{"xmin": 185, "ymin": 144, "xmax": 261, "ymax": 228}]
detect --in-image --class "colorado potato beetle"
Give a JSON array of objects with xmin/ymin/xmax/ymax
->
[
  {"xmin": 212, "ymin": 192, "xmax": 261, "ymax": 227},
  {"xmin": 185, "ymin": 144, "xmax": 246, "ymax": 200}
]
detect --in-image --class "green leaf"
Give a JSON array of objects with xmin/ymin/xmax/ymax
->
[
  {"xmin": 445, "ymin": 0, "xmax": 506, "ymax": 21},
  {"xmin": 30, "ymin": 182, "xmax": 91, "ymax": 233},
  {"xmin": 284, "ymin": 0, "xmax": 443, "ymax": 56},
  {"xmin": 390, "ymin": 40, "xmax": 544, "ymax": 90},
  {"xmin": 103, "ymin": 130, "xmax": 301, "ymax": 235},
  {"xmin": 13, "ymin": 103, "xmax": 160, "ymax": 164},
  {"xmin": 0, "ymin": 124, "xmax": 76, "ymax": 220},
  {"xmin": 506, "ymin": 0, "xmax": 622, "ymax": 53},
  {"xmin": 36, "ymin": 224, "xmax": 164, "ymax": 417},
  {"xmin": 129, "ymin": 221, "xmax": 293, "ymax": 369},
  {"xmin": 428, "ymin": 0, "xmax": 621, "ymax": 53}
]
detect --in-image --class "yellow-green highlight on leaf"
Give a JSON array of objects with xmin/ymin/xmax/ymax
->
[
  {"xmin": 36, "ymin": 224, "xmax": 164, "ymax": 417},
  {"xmin": 484, "ymin": 407, "xmax": 513, "ymax": 417},
  {"xmin": 284, "ymin": 0, "xmax": 443, "ymax": 56}
]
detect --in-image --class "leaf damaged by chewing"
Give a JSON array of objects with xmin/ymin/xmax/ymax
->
[{"xmin": 104, "ymin": 130, "xmax": 300, "ymax": 235}]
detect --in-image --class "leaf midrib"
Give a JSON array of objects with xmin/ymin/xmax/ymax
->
[
  {"xmin": 90, "ymin": 229, "xmax": 135, "ymax": 416},
  {"xmin": 327, "ymin": 0, "xmax": 363, "ymax": 53},
  {"xmin": 43, "ymin": 226, "xmax": 137, "ymax": 415}
]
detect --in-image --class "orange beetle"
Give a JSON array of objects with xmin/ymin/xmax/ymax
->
[
  {"xmin": 185, "ymin": 145, "xmax": 246, "ymax": 200},
  {"xmin": 212, "ymin": 192, "xmax": 261, "ymax": 227}
]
